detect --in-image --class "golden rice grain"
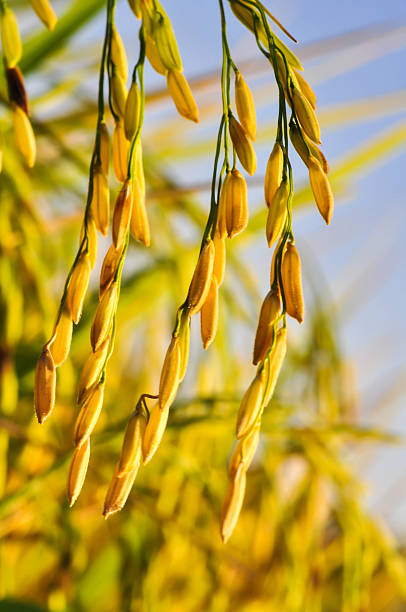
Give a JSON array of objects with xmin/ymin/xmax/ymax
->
[
  {"xmin": 112, "ymin": 180, "xmax": 133, "ymax": 250},
  {"xmin": 308, "ymin": 156, "xmax": 334, "ymax": 225},
  {"xmin": 236, "ymin": 368, "xmax": 266, "ymax": 439},
  {"xmin": 130, "ymin": 178, "xmax": 150, "ymax": 246},
  {"xmin": 159, "ymin": 336, "xmax": 181, "ymax": 411},
  {"xmin": 66, "ymin": 252, "xmax": 91, "ymax": 324},
  {"xmin": 113, "ymin": 120, "xmax": 129, "ymax": 183},
  {"xmin": 145, "ymin": 34, "xmax": 167, "ymax": 75},
  {"xmin": 289, "ymin": 122, "xmax": 329, "ymax": 174},
  {"xmin": 118, "ymin": 410, "xmax": 147, "ymax": 476},
  {"xmin": 213, "ymin": 235, "xmax": 226, "ymax": 286},
  {"xmin": 103, "ymin": 464, "xmax": 137, "ymax": 518},
  {"xmin": 0, "ymin": 7, "xmax": 22, "ymax": 67},
  {"xmin": 111, "ymin": 71, "xmax": 127, "ymax": 119},
  {"xmin": 229, "ymin": 115, "xmax": 257, "ymax": 176},
  {"xmin": 153, "ymin": 11, "xmax": 182, "ymax": 72},
  {"xmin": 263, "ymin": 326, "xmax": 287, "ymax": 405},
  {"xmin": 253, "ymin": 288, "xmax": 281, "ymax": 365},
  {"xmin": 50, "ymin": 309, "xmax": 73, "ymax": 367},
  {"xmin": 291, "ymin": 87, "xmax": 321, "ymax": 144},
  {"xmin": 293, "ymin": 68, "xmax": 316, "ymax": 109},
  {"xmin": 111, "ymin": 26, "xmax": 128, "ymax": 81},
  {"xmin": 77, "ymin": 338, "xmax": 110, "ymax": 405},
  {"xmin": 66, "ymin": 439, "xmax": 90, "ymax": 507},
  {"xmin": 29, "ymin": 0, "xmax": 57, "ymax": 31},
  {"xmin": 11, "ymin": 105, "xmax": 36, "ymax": 168},
  {"xmin": 229, "ymin": 423, "xmax": 261, "ymax": 479},
  {"xmin": 166, "ymin": 69, "xmax": 199, "ymax": 123},
  {"xmin": 142, "ymin": 403, "xmax": 170, "ymax": 465},
  {"xmin": 99, "ymin": 244, "xmax": 122, "ymax": 298},
  {"xmin": 266, "ymin": 179, "xmax": 288, "ymax": 247},
  {"xmin": 90, "ymin": 282, "xmax": 118, "ymax": 351},
  {"xmin": 128, "ymin": 0, "xmax": 142, "ymax": 19},
  {"xmin": 220, "ymin": 465, "xmax": 246, "ymax": 543},
  {"xmin": 226, "ymin": 169, "xmax": 248, "ymax": 238},
  {"xmin": 187, "ymin": 239, "xmax": 215, "ymax": 315},
  {"xmin": 34, "ymin": 347, "xmax": 56, "ymax": 424},
  {"xmin": 124, "ymin": 81, "xmax": 141, "ymax": 141},
  {"xmin": 281, "ymin": 242, "xmax": 304, "ymax": 323},
  {"xmin": 200, "ymin": 277, "xmax": 219, "ymax": 350},
  {"xmin": 264, "ymin": 142, "xmax": 284, "ymax": 208},
  {"xmin": 91, "ymin": 165, "xmax": 110, "ymax": 236},
  {"xmin": 178, "ymin": 310, "xmax": 190, "ymax": 382},
  {"xmin": 235, "ymin": 72, "xmax": 256, "ymax": 141},
  {"xmin": 74, "ymin": 382, "xmax": 104, "ymax": 447}
]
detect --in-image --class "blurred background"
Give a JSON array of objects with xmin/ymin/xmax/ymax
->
[{"xmin": 1, "ymin": 0, "xmax": 406, "ymax": 610}]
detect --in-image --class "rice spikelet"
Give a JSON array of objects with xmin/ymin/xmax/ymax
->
[
  {"xmin": 166, "ymin": 69, "xmax": 199, "ymax": 123},
  {"xmin": 34, "ymin": 347, "xmax": 56, "ymax": 424},
  {"xmin": 111, "ymin": 71, "xmax": 127, "ymax": 119},
  {"xmin": 229, "ymin": 424, "xmax": 261, "ymax": 478},
  {"xmin": 293, "ymin": 68, "xmax": 316, "ymax": 109},
  {"xmin": 200, "ymin": 278, "xmax": 219, "ymax": 350},
  {"xmin": 142, "ymin": 404, "xmax": 170, "ymax": 465},
  {"xmin": 0, "ymin": 7, "xmax": 22, "ymax": 67},
  {"xmin": 90, "ymin": 283, "xmax": 118, "ymax": 351},
  {"xmin": 112, "ymin": 180, "xmax": 133, "ymax": 250},
  {"xmin": 281, "ymin": 242, "xmax": 304, "ymax": 323},
  {"xmin": 66, "ymin": 252, "xmax": 91, "ymax": 325},
  {"xmin": 153, "ymin": 11, "xmax": 182, "ymax": 72},
  {"xmin": 178, "ymin": 311, "xmax": 190, "ymax": 382},
  {"xmin": 266, "ymin": 179, "xmax": 289, "ymax": 247},
  {"xmin": 226, "ymin": 169, "xmax": 248, "ymax": 238},
  {"xmin": 292, "ymin": 87, "xmax": 320, "ymax": 144},
  {"xmin": 308, "ymin": 156, "xmax": 334, "ymax": 225},
  {"xmin": 11, "ymin": 105, "xmax": 36, "ymax": 168},
  {"xmin": 253, "ymin": 288, "xmax": 281, "ymax": 365},
  {"xmin": 145, "ymin": 34, "xmax": 166, "ymax": 75},
  {"xmin": 187, "ymin": 240, "xmax": 215, "ymax": 315},
  {"xmin": 263, "ymin": 326, "xmax": 287, "ymax": 405},
  {"xmin": 124, "ymin": 81, "xmax": 141, "ymax": 141},
  {"xmin": 91, "ymin": 165, "xmax": 110, "ymax": 236},
  {"xmin": 50, "ymin": 309, "xmax": 73, "ymax": 367},
  {"xmin": 111, "ymin": 26, "xmax": 128, "ymax": 81},
  {"xmin": 67, "ymin": 439, "xmax": 90, "ymax": 507},
  {"xmin": 74, "ymin": 382, "xmax": 105, "ymax": 447},
  {"xmin": 213, "ymin": 236, "xmax": 226, "ymax": 286},
  {"xmin": 99, "ymin": 244, "xmax": 122, "ymax": 298},
  {"xmin": 130, "ymin": 178, "xmax": 150, "ymax": 246},
  {"xmin": 103, "ymin": 464, "xmax": 137, "ymax": 518},
  {"xmin": 158, "ymin": 336, "xmax": 181, "ymax": 411},
  {"xmin": 220, "ymin": 465, "xmax": 246, "ymax": 543},
  {"xmin": 236, "ymin": 368, "xmax": 266, "ymax": 439},
  {"xmin": 289, "ymin": 122, "xmax": 329, "ymax": 174},
  {"xmin": 77, "ymin": 338, "xmax": 110, "ymax": 405},
  {"xmin": 264, "ymin": 142, "xmax": 284, "ymax": 208},
  {"xmin": 229, "ymin": 115, "xmax": 256, "ymax": 176},
  {"xmin": 29, "ymin": 0, "xmax": 57, "ymax": 31},
  {"xmin": 235, "ymin": 72, "xmax": 256, "ymax": 141},
  {"xmin": 113, "ymin": 120, "xmax": 129, "ymax": 182},
  {"xmin": 118, "ymin": 410, "xmax": 147, "ymax": 476}
]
